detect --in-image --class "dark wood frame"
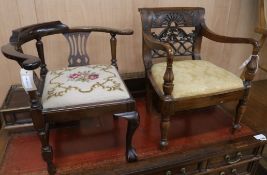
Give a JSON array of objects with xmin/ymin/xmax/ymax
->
[
  {"xmin": 1, "ymin": 21, "xmax": 139, "ymax": 175},
  {"xmin": 139, "ymin": 7, "xmax": 260, "ymax": 149}
]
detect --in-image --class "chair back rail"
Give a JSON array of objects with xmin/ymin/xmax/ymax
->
[
  {"xmin": 139, "ymin": 7, "xmax": 205, "ymax": 70},
  {"xmin": 1, "ymin": 22, "xmax": 133, "ymax": 71}
]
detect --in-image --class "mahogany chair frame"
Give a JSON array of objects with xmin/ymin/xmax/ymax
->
[
  {"xmin": 1, "ymin": 21, "xmax": 139, "ymax": 175},
  {"xmin": 139, "ymin": 7, "xmax": 260, "ymax": 149}
]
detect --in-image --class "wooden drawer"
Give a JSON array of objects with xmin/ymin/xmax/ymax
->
[
  {"xmin": 207, "ymin": 147, "xmax": 256, "ymax": 169},
  {"xmin": 207, "ymin": 162, "xmax": 251, "ymax": 175},
  {"xmin": 136, "ymin": 141, "xmax": 264, "ymax": 175},
  {"xmin": 143, "ymin": 161, "xmax": 253, "ymax": 175},
  {"xmin": 143, "ymin": 162, "xmax": 199, "ymax": 175},
  {"xmin": 142, "ymin": 161, "xmax": 254, "ymax": 175}
]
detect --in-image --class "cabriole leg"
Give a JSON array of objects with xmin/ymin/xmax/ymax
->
[{"xmin": 114, "ymin": 111, "xmax": 139, "ymax": 162}]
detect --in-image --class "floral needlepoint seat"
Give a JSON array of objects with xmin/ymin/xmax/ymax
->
[{"xmin": 42, "ymin": 65, "xmax": 130, "ymax": 110}]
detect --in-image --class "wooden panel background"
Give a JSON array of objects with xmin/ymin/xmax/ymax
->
[{"xmin": 0, "ymin": 0, "xmax": 267, "ymax": 105}]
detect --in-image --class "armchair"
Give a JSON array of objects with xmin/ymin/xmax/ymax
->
[
  {"xmin": 1, "ymin": 21, "xmax": 139, "ymax": 175},
  {"xmin": 139, "ymin": 7, "xmax": 259, "ymax": 149}
]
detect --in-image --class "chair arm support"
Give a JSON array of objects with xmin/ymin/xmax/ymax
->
[
  {"xmin": 1, "ymin": 44, "xmax": 41, "ymax": 70},
  {"xmin": 143, "ymin": 32, "xmax": 173, "ymax": 55},
  {"xmin": 201, "ymin": 22, "xmax": 260, "ymax": 54},
  {"xmin": 67, "ymin": 26, "xmax": 133, "ymax": 35},
  {"xmin": 201, "ymin": 22, "xmax": 260, "ymax": 85},
  {"xmin": 143, "ymin": 32, "xmax": 174, "ymax": 96}
]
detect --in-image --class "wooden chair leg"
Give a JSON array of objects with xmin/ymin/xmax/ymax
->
[
  {"xmin": 114, "ymin": 111, "xmax": 139, "ymax": 162},
  {"xmin": 31, "ymin": 110, "xmax": 56, "ymax": 175},
  {"xmin": 160, "ymin": 114, "xmax": 170, "ymax": 150},
  {"xmin": 233, "ymin": 98, "xmax": 247, "ymax": 133},
  {"xmin": 146, "ymin": 80, "xmax": 152, "ymax": 113}
]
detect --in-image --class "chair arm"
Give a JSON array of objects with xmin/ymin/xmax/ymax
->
[
  {"xmin": 67, "ymin": 26, "xmax": 133, "ymax": 35},
  {"xmin": 143, "ymin": 32, "xmax": 174, "ymax": 96},
  {"xmin": 201, "ymin": 22, "xmax": 260, "ymax": 85},
  {"xmin": 143, "ymin": 32, "xmax": 174, "ymax": 56},
  {"xmin": 1, "ymin": 44, "xmax": 41, "ymax": 70},
  {"xmin": 201, "ymin": 22, "xmax": 260, "ymax": 54}
]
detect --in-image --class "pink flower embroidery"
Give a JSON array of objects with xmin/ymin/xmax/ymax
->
[
  {"xmin": 88, "ymin": 73, "xmax": 99, "ymax": 80},
  {"xmin": 68, "ymin": 71, "xmax": 99, "ymax": 82},
  {"xmin": 68, "ymin": 73, "xmax": 80, "ymax": 79}
]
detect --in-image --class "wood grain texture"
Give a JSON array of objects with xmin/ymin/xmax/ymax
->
[{"xmin": 1, "ymin": 0, "xmax": 267, "ymax": 105}]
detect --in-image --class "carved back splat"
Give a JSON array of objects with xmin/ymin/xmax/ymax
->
[
  {"xmin": 151, "ymin": 25, "xmax": 194, "ymax": 58},
  {"xmin": 64, "ymin": 32, "xmax": 90, "ymax": 67},
  {"xmin": 139, "ymin": 8, "xmax": 204, "ymax": 62},
  {"xmin": 150, "ymin": 11, "xmax": 197, "ymax": 58}
]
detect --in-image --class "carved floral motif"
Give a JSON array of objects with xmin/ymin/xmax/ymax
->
[
  {"xmin": 149, "ymin": 11, "xmax": 197, "ymax": 58},
  {"xmin": 151, "ymin": 26, "xmax": 194, "ymax": 57},
  {"xmin": 151, "ymin": 11, "xmax": 197, "ymax": 28}
]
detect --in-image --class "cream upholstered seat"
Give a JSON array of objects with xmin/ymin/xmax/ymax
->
[
  {"xmin": 42, "ymin": 64, "xmax": 130, "ymax": 109},
  {"xmin": 151, "ymin": 60, "xmax": 244, "ymax": 99}
]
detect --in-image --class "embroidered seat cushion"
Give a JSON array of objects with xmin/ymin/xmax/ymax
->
[
  {"xmin": 42, "ymin": 65, "xmax": 130, "ymax": 110},
  {"xmin": 151, "ymin": 60, "xmax": 244, "ymax": 99}
]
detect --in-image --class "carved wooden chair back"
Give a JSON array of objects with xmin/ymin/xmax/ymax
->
[
  {"xmin": 140, "ymin": 7, "xmax": 204, "ymax": 71},
  {"xmin": 7, "ymin": 21, "xmax": 129, "ymax": 80},
  {"xmin": 64, "ymin": 31, "xmax": 90, "ymax": 67},
  {"xmin": 63, "ymin": 28, "xmax": 120, "ymax": 68}
]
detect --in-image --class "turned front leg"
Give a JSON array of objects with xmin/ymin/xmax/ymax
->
[
  {"xmin": 234, "ymin": 99, "xmax": 247, "ymax": 131},
  {"xmin": 160, "ymin": 114, "xmax": 170, "ymax": 150},
  {"xmin": 29, "ymin": 91, "xmax": 56, "ymax": 175},
  {"xmin": 145, "ymin": 79, "xmax": 153, "ymax": 113},
  {"xmin": 31, "ymin": 110, "xmax": 56, "ymax": 175},
  {"xmin": 233, "ymin": 54, "xmax": 259, "ymax": 133},
  {"xmin": 114, "ymin": 111, "xmax": 140, "ymax": 162}
]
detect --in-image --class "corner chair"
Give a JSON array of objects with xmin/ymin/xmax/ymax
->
[
  {"xmin": 1, "ymin": 21, "xmax": 139, "ymax": 175},
  {"xmin": 139, "ymin": 7, "xmax": 260, "ymax": 149}
]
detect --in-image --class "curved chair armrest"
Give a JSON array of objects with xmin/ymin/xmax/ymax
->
[
  {"xmin": 201, "ymin": 22, "xmax": 260, "ymax": 54},
  {"xmin": 143, "ymin": 32, "xmax": 174, "ymax": 96},
  {"xmin": 1, "ymin": 44, "xmax": 41, "ymax": 70},
  {"xmin": 67, "ymin": 26, "xmax": 133, "ymax": 35},
  {"xmin": 143, "ymin": 32, "xmax": 174, "ymax": 57}
]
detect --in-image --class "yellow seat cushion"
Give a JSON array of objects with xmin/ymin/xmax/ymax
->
[
  {"xmin": 151, "ymin": 60, "xmax": 243, "ymax": 98},
  {"xmin": 42, "ymin": 65, "xmax": 130, "ymax": 110}
]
